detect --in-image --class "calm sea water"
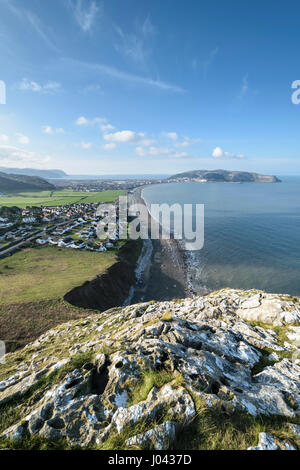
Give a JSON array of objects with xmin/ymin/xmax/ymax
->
[{"xmin": 142, "ymin": 177, "xmax": 300, "ymax": 296}]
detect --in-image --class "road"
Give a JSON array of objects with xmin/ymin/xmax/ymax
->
[{"xmin": 0, "ymin": 217, "xmax": 80, "ymax": 259}]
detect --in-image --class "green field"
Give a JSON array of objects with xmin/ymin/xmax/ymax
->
[
  {"xmin": 0, "ymin": 189, "xmax": 125, "ymax": 208},
  {"xmin": 0, "ymin": 246, "xmax": 116, "ymax": 304},
  {"xmin": 0, "ymin": 245, "xmax": 118, "ymax": 351}
]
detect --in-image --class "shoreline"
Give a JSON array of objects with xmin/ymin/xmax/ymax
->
[{"xmin": 128, "ymin": 187, "xmax": 192, "ymax": 303}]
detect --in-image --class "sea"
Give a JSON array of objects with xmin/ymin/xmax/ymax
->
[{"xmin": 142, "ymin": 176, "xmax": 300, "ymax": 297}]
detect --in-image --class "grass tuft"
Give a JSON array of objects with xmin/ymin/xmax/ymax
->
[
  {"xmin": 128, "ymin": 369, "xmax": 183, "ymax": 406},
  {"xmin": 161, "ymin": 310, "xmax": 173, "ymax": 322}
]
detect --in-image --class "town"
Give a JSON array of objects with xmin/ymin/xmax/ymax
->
[{"xmin": 0, "ymin": 199, "xmax": 121, "ymax": 258}]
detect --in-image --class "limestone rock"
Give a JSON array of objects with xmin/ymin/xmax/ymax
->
[
  {"xmin": 248, "ymin": 432, "xmax": 296, "ymax": 450},
  {"xmin": 0, "ymin": 288, "xmax": 300, "ymax": 449},
  {"xmin": 126, "ymin": 421, "xmax": 177, "ymax": 450}
]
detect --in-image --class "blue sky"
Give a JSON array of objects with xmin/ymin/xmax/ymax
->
[{"xmin": 0, "ymin": 0, "xmax": 300, "ymax": 175}]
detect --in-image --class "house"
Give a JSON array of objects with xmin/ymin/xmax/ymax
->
[{"xmin": 36, "ymin": 239, "xmax": 47, "ymax": 245}]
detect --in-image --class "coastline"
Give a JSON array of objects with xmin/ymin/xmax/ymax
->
[{"xmin": 128, "ymin": 187, "xmax": 192, "ymax": 303}]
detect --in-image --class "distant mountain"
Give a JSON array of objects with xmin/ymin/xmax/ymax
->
[
  {"xmin": 168, "ymin": 169, "xmax": 281, "ymax": 183},
  {"xmin": 0, "ymin": 167, "xmax": 67, "ymax": 179},
  {"xmin": 0, "ymin": 172, "xmax": 55, "ymax": 192}
]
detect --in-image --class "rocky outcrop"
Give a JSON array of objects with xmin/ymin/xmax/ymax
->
[
  {"xmin": 0, "ymin": 288, "xmax": 299, "ymax": 450},
  {"xmin": 248, "ymin": 432, "xmax": 297, "ymax": 450}
]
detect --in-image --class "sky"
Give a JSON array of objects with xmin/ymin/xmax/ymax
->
[{"xmin": 0, "ymin": 0, "xmax": 300, "ymax": 175}]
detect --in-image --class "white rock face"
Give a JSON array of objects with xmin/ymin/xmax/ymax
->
[
  {"xmin": 0, "ymin": 288, "xmax": 300, "ymax": 449},
  {"xmin": 112, "ymin": 385, "xmax": 195, "ymax": 434},
  {"xmin": 288, "ymin": 423, "xmax": 300, "ymax": 439},
  {"xmin": 248, "ymin": 432, "xmax": 296, "ymax": 450}
]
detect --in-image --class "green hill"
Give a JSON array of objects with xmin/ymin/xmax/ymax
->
[{"xmin": 0, "ymin": 172, "xmax": 55, "ymax": 193}]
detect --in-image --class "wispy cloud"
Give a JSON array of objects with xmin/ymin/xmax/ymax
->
[
  {"xmin": 103, "ymin": 143, "xmax": 116, "ymax": 151},
  {"xmin": 77, "ymin": 141, "xmax": 92, "ymax": 149},
  {"xmin": 101, "ymin": 124, "xmax": 115, "ymax": 132},
  {"xmin": 19, "ymin": 78, "xmax": 62, "ymax": 94},
  {"xmin": 237, "ymin": 74, "xmax": 249, "ymax": 99},
  {"xmin": 175, "ymin": 137, "xmax": 203, "ymax": 148},
  {"xmin": 42, "ymin": 126, "xmax": 65, "ymax": 135},
  {"xmin": 63, "ymin": 58, "xmax": 185, "ymax": 93},
  {"xmin": 114, "ymin": 16, "xmax": 156, "ymax": 63},
  {"xmin": 191, "ymin": 58, "xmax": 198, "ymax": 70},
  {"xmin": 26, "ymin": 11, "xmax": 59, "ymax": 53},
  {"xmin": 0, "ymin": 134, "xmax": 9, "ymax": 143},
  {"xmin": 16, "ymin": 133, "xmax": 30, "ymax": 145},
  {"xmin": 80, "ymin": 84, "xmax": 102, "ymax": 95},
  {"xmin": 75, "ymin": 116, "xmax": 105, "ymax": 126},
  {"xmin": 136, "ymin": 146, "xmax": 188, "ymax": 159},
  {"xmin": 212, "ymin": 146, "xmax": 246, "ymax": 159},
  {"xmin": 162, "ymin": 132, "xmax": 178, "ymax": 141},
  {"xmin": 67, "ymin": 0, "xmax": 101, "ymax": 33},
  {"xmin": 2, "ymin": 0, "xmax": 59, "ymax": 52},
  {"xmin": 202, "ymin": 46, "xmax": 219, "ymax": 76}
]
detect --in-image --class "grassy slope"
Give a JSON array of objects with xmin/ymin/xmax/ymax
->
[
  {"xmin": 0, "ymin": 246, "xmax": 116, "ymax": 304},
  {"xmin": 0, "ymin": 246, "xmax": 117, "ymax": 351},
  {"xmin": 0, "ymin": 189, "xmax": 125, "ymax": 208}
]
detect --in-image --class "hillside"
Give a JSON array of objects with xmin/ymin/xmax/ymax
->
[
  {"xmin": 169, "ymin": 169, "xmax": 281, "ymax": 183},
  {"xmin": 0, "ymin": 288, "xmax": 299, "ymax": 450},
  {"xmin": 0, "ymin": 167, "xmax": 67, "ymax": 179},
  {"xmin": 0, "ymin": 172, "xmax": 55, "ymax": 193}
]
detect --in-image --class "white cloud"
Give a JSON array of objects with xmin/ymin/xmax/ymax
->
[
  {"xmin": 104, "ymin": 130, "xmax": 145, "ymax": 143},
  {"xmin": 136, "ymin": 146, "xmax": 188, "ymax": 158},
  {"xmin": 212, "ymin": 146, "xmax": 224, "ymax": 158},
  {"xmin": 212, "ymin": 146, "xmax": 246, "ymax": 159},
  {"xmin": 101, "ymin": 123, "xmax": 115, "ymax": 132},
  {"xmin": 16, "ymin": 133, "xmax": 30, "ymax": 145},
  {"xmin": 163, "ymin": 132, "xmax": 178, "ymax": 141},
  {"xmin": 75, "ymin": 116, "xmax": 105, "ymax": 126},
  {"xmin": 68, "ymin": 0, "xmax": 101, "ymax": 33},
  {"xmin": 0, "ymin": 145, "xmax": 50, "ymax": 167},
  {"xmin": 78, "ymin": 141, "xmax": 92, "ymax": 149},
  {"xmin": 0, "ymin": 134, "xmax": 9, "ymax": 143},
  {"xmin": 42, "ymin": 126, "xmax": 65, "ymax": 135},
  {"xmin": 103, "ymin": 143, "xmax": 116, "ymax": 151},
  {"xmin": 19, "ymin": 78, "xmax": 61, "ymax": 94},
  {"xmin": 42, "ymin": 126, "xmax": 53, "ymax": 135},
  {"xmin": 103, "ymin": 129, "xmax": 156, "ymax": 147}
]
